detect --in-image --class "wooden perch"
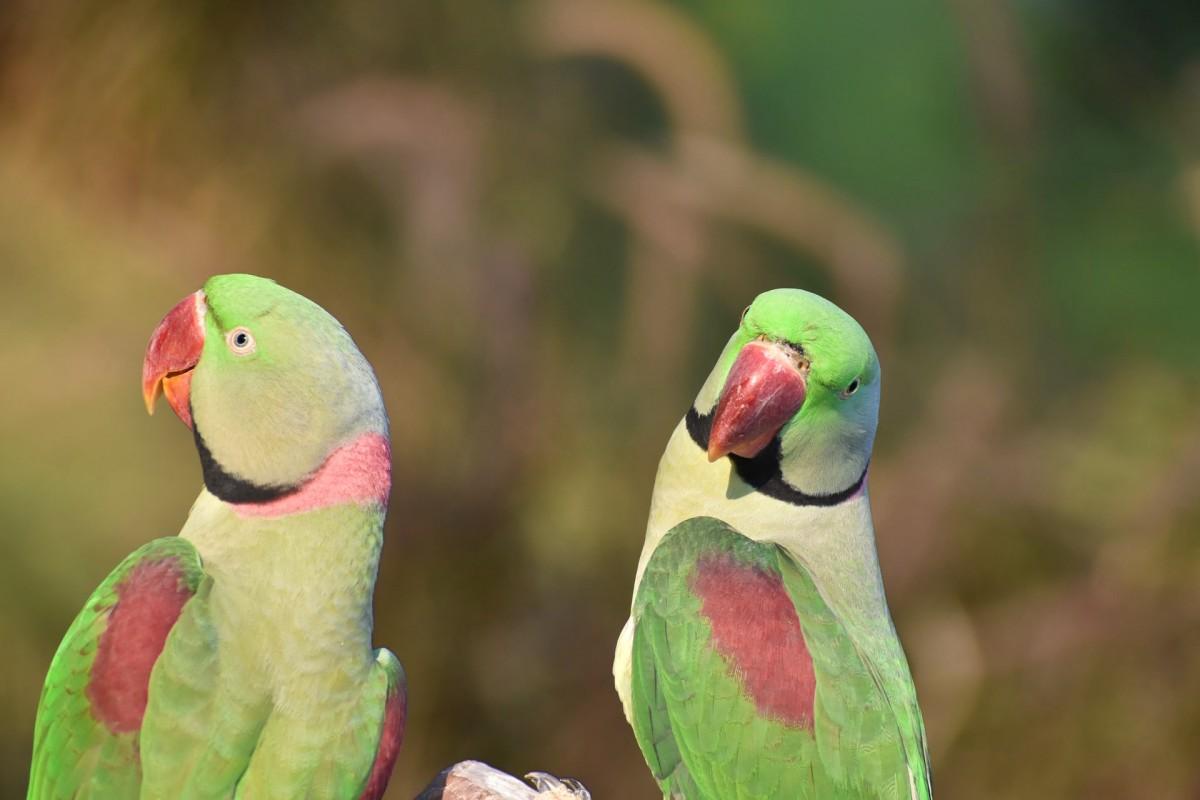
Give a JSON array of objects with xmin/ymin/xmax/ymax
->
[{"xmin": 416, "ymin": 761, "xmax": 590, "ymax": 800}]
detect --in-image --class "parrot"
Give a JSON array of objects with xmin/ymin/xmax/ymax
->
[
  {"xmin": 612, "ymin": 288, "xmax": 932, "ymax": 799},
  {"xmin": 27, "ymin": 274, "xmax": 405, "ymax": 800}
]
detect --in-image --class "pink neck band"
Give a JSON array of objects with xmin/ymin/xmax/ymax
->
[{"xmin": 231, "ymin": 432, "xmax": 391, "ymax": 519}]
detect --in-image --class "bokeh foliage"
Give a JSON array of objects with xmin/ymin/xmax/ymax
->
[{"xmin": 1, "ymin": 1, "xmax": 1198, "ymax": 797}]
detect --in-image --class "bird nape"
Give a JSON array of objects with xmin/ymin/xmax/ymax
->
[
  {"xmin": 28, "ymin": 274, "xmax": 405, "ymax": 800},
  {"xmin": 614, "ymin": 288, "xmax": 932, "ymax": 800}
]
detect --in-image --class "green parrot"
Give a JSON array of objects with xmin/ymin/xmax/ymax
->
[
  {"xmin": 28, "ymin": 274, "xmax": 405, "ymax": 800},
  {"xmin": 613, "ymin": 289, "xmax": 932, "ymax": 799}
]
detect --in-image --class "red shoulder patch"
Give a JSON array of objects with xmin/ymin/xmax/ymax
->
[
  {"xmin": 691, "ymin": 554, "xmax": 816, "ymax": 729},
  {"xmin": 87, "ymin": 557, "xmax": 193, "ymax": 733},
  {"xmin": 358, "ymin": 682, "xmax": 407, "ymax": 800}
]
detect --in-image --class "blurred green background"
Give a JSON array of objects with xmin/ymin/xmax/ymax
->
[{"xmin": 2, "ymin": 1, "xmax": 1199, "ymax": 797}]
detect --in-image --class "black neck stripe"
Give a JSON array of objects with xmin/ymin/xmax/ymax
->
[
  {"xmin": 193, "ymin": 423, "xmax": 299, "ymax": 504},
  {"xmin": 685, "ymin": 406, "xmax": 867, "ymax": 507}
]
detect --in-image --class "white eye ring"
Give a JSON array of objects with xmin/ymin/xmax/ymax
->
[
  {"xmin": 840, "ymin": 378, "xmax": 860, "ymax": 399},
  {"xmin": 226, "ymin": 327, "xmax": 256, "ymax": 355}
]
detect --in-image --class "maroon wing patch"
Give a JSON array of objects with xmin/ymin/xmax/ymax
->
[
  {"xmin": 86, "ymin": 557, "xmax": 194, "ymax": 733},
  {"xmin": 691, "ymin": 554, "xmax": 817, "ymax": 729},
  {"xmin": 358, "ymin": 682, "xmax": 407, "ymax": 800}
]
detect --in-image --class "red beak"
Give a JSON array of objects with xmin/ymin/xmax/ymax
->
[
  {"xmin": 142, "ymin": 291, "xmax": 206, "ymax": 429},
  {"xmin": 707, "ymin": 340, "xmax": 808, "ymax": 462}
]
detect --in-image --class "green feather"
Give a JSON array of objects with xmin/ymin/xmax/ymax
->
[
  {"xmin": 27, "ymin": 538, "xmax": 205, "ymax": 800},
  {"xmin": 631, "ymin": 517, "xmax": 929, "ymax": 800}
]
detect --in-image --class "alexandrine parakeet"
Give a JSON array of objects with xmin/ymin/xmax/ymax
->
[
  {"xmin": 28, "ymin": 274, "xmax": 405, "ymax": 800},
  {"xmin": 613, "ymin": 289, "xmax": 932, "ymax": 799}
]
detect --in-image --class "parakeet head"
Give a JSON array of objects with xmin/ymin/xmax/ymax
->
[
  {"xmin": 142, "ymin": 274, "xmax": 387, "ymax": 501},
  {"xmin": 692, "ymin": 288, "xmax": 880, "ymax": 496}
]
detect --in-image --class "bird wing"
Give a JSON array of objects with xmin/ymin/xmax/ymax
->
[
  {"xmin": 27, "ymin": 537, "xmax": 209, "ymax": 800},
  {"xmin": 30, "ymin": 535, "xmax": 406, "ymax": 800},
  {"xmin": 355, "ymin": 648, "xmax": 407, "ymax": 800},
  {"xmin": 630, "ymin": 516, "xmax": 929, "ymax": 800}
]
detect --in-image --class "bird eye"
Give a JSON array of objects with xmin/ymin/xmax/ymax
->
[
  {"xmin": 841, "ymin": 378, "xmax": 860, "ymax": 398},
  {"xmin": 740, "ymin": 305, "xmax": 751, "ymax": 325},
  {"xmin": 227, "ymin": 327, "xmax": 256, "ymax": 355}
]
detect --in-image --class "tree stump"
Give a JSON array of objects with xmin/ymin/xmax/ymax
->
[{"xmin": 415, "ymin": 761, "xmax": 590, "ymax": 800}]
